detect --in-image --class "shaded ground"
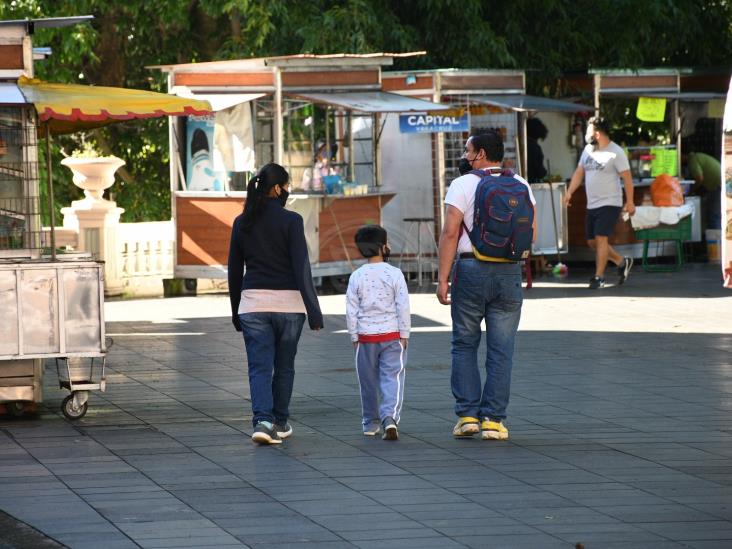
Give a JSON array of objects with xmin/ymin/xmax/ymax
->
[{"xmin": 1, "ymin": 263, "xmax": 731, "ymax": 549}]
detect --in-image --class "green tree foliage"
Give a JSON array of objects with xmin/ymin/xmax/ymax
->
[{"xmin": 1, "ymin": 0, "xmax": 731, "ymax": 221}]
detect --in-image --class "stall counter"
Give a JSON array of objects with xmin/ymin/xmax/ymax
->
[
  {"xmin": 567, "ymin": 179, "xmax": 700, "ymax": 258},
  {"xmin": 173, "ymin": 191, "xmax": 395, "ymax": 279}
]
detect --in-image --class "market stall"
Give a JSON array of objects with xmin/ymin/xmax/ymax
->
[
  {"xmin": 154, "ymin": 54, "xmax": 450, "ymax": 285},
  {"xmin": 381, "ymin": 69, "xmax": 591, "ymax": 263},
  {"xmin": 561, "ymin": 68, "xmax": 718, "ymax": 260}
]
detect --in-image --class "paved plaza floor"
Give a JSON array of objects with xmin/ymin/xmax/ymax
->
[{"xmin": 1, "ymin": 264, "xmax": 731, "ymax": 549}]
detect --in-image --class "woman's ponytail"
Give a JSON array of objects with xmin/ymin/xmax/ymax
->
[{"xmin": 240, "ymin": 164, "xmax": 290, "ymax": 231}]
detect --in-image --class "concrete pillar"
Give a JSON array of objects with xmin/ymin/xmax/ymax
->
[{"xmin": 60, "ymin": 157, "xmax": 126, "ymax": 296}]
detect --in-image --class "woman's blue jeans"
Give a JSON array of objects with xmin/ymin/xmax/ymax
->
[
  {"xmin": 239, "ymin": 312, "xmax": 305, "ymax": 427},
  {"xmin": 450, "ymin": 259, "xmax": 523, "ymax": 422}
]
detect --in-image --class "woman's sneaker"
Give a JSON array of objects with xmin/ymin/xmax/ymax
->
[
  {"xmin": 251, "ymin": 421, "xmax": 282, "ymax": 445},
  {"xmin": 363, "ymin": 422, "xmax": 381, "ymax": 436},
  {"xmin": 382, "ymin": 417, "xmax": 398, "ymax": 441},
  {"xmin": 274, "ymin": 422, "xmax": 293, "ymax": 439}
]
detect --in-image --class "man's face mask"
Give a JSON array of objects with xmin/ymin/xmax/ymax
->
[
  {"xmin": 458, "ymin": 150, "xmax": 480, "ymax": 175},
  {"xmin": 585, "ymin": 125, "xmax": 598, "ymax": 146}
]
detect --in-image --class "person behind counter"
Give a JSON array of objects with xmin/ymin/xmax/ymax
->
[
  {"xmin": 565, "ymin": 116, "xmax": 636, "ymax": 289},
  {"xmin": 301, "ymin": 139, "xmax": 340, "ymax": 191},
  {"xmin": 228, "ymin": 162, "xmax": 324, "ymax": 445},
  {"xmin": 685, "ymin": 149, "xmax": 722, "ymax": 230},
  {"xmin": 526, "ymin": 117, "xmax": 548, "ymax": 183}
]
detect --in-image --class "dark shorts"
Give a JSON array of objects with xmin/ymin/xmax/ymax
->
[{"xmin": 586, "ymin": 206, "xmax": 622, "ymax": 240}]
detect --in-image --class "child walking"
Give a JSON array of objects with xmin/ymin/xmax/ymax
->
[{"xmin": 346, "ymin": 225, "xmax": 410, "ymax": 440}]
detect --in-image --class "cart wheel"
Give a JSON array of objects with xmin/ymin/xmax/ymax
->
[
  {"xmin": 6, "ymin": 402, "xmax": 25, "ymax": 417},
  {"xmin": 61, "ymin": 395, "xmax": 88, "ymax": 420}
]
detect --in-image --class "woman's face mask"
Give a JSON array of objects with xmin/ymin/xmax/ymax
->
[{"xmin": 276, "ymin": 184, "xmax": 290, "ymax": 206}]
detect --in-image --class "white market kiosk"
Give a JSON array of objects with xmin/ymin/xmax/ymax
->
[
  {"xmin": 154, "ymin": 53, "xmax": 449, "ymax": 286},
  {"xmin": 380, "ymin": 69, "xmax": 591, "ymax": 261}
]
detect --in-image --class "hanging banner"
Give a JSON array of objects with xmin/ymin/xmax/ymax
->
[
  {"xmin": 722, "ymin": 77, "xmax": 732, "ymax": 288},
  {"xmin": 186, "ymin": 114, "xmax": 226, "ymax": 191},
  {"xmin": 636, "ymin": 97, "xmax": 667, "ymax": 122},
  {"xmin": 399, "ymin": 112, "xmax": 469, "ymax": 133}
]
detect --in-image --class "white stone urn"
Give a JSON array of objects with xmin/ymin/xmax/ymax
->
[{"xmin": 61, "ymin": 156, "xmax": 126, "ymax": 202}]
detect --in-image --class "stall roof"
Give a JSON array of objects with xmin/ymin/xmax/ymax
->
[
  {"xmin": 151, "ymin": 52, "xmax": 426, "ymax": 72},
  {"xmin": 471, "ymin": 94, "xmax": 592, "ymax": 113},
  {"xmin": 0, "ymin": 83, "xmax": 28, "ymax": 105},
  {"xmin": 588, "ymin": 68, "xmax": 686, "ymax": 76},
  {"xmin": 171, "ymin": 86, "xmax": 265, "ymax": 111},
  {"xmin": 600, "ymin": 91, "xmax": 725, "ymax": 101},
  {"xmin": 0, "ymin": 15, "xmax": 93, "ymax": 30},
  {"xmin": 287, "ymin": 91, "xmax": 450, "ymax": 113}
]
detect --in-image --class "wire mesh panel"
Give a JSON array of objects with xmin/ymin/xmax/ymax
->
[
  {"xmin": 441, "ymin": 95, "xmax": 520, "ymax": 181},
  {"xmin": 0, "ymin": 106, "xmax": 41, "ymax": 257},
  {"xmin": 253, "ymin": 98, "xmax": 275, "ymax": 169}
]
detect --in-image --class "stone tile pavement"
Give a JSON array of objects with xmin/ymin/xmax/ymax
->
[{"xmin": 1, "ymin": 264, "xmax": 731, "ymax": 548}]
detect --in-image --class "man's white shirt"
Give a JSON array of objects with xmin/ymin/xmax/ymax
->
[{"xmin": 444, "ymin": 169, "xmax": 537, "ymax": 255}]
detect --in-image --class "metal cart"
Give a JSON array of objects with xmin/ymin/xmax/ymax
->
[{"xmin": 0, "ymin": 258, "xmax": 107, "ymax": 419}]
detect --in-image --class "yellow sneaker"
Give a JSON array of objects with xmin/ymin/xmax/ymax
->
[
  {"xmin": 452, "ymin": 417, "xmax": 480, "ymax": 438},
  {"xmin": 481, "ymin": 419, "xmax": 509, "ymax": 440}
]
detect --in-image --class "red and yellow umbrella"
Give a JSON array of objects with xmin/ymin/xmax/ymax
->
[
  {"xmin": 15, "ymin": 76, "xmax": 211, "ymax": 258},
  {"xmin": 18, "ymin": 75, "xmax": 211, "ymax": 134}
]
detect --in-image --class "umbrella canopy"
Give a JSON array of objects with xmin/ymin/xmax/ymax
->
[
  {"xmin": 17, "ymin": 76, "xmax": 211, "ymax": 134},
  {"xmin": 9, "ymin": 76, "xmax": 211, "ymax": 260}
]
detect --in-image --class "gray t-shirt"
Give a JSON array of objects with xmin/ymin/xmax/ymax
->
[{"xmin": 579, "ymin": 142, "xmax": 630, "ymax": 209}]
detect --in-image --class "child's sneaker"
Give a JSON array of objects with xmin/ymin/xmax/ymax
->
[
  {"xmin": 251, "ymin": 421, "xmax": 282, "ymax": 445},
  {"xmin": 363, "ymin": 422, "xmax": 381, "ymax": 436},
  {"xmin": 452, "ymin": 417, "xmax": 480, "ymax": 438},
  {"xmin": 481, "ymin": 418, "xmax": 509, "ymax": 440},
  {"xmin": 382, "ymin": 417, "xmax": 398, "ymax": 441}
]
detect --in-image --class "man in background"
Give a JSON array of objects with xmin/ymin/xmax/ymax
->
[{"xmin": 565, "ymin": 116, "xmax": 636, "ymax": 289}]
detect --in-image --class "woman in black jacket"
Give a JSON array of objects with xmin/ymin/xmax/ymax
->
[{"xmin": 228, "ymin": 163, "xmax": 323, "ymax": 445}]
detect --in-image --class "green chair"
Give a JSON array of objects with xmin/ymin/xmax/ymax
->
[{"xmin": 633, "ymin": 215, "xmax": 692, "ymax": 272}]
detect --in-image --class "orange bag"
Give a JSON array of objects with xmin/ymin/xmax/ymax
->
[{"xmin": 650, "ymin": 174, "xmax": 684, "ymax": 207}]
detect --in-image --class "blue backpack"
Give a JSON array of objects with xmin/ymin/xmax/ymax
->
[{"xmin": 462, "ymin": 169, "xmax": 534, "ymax": 261}]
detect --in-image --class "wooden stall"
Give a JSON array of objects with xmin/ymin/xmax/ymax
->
[{"xmin": 153, "ymin": 53, "xmax": 448, "ymax": 282}]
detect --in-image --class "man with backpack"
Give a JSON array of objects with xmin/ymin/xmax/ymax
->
[{"xmin": 437, "ymin": 131, "xmax": 537, "ymax": 441}]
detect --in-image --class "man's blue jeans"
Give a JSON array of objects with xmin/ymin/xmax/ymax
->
[
  {"xmin": 450, "ymin": 259, "xmax": 523, "ymax": 421},
  {"xmin": 239, "ymin": 312, "xmax": 305, "ymax": 427}
]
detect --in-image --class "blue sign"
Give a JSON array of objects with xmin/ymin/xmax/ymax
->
[{"xmin": 399, "ymin": 113, "xmax": 469, "ymax": 133}]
